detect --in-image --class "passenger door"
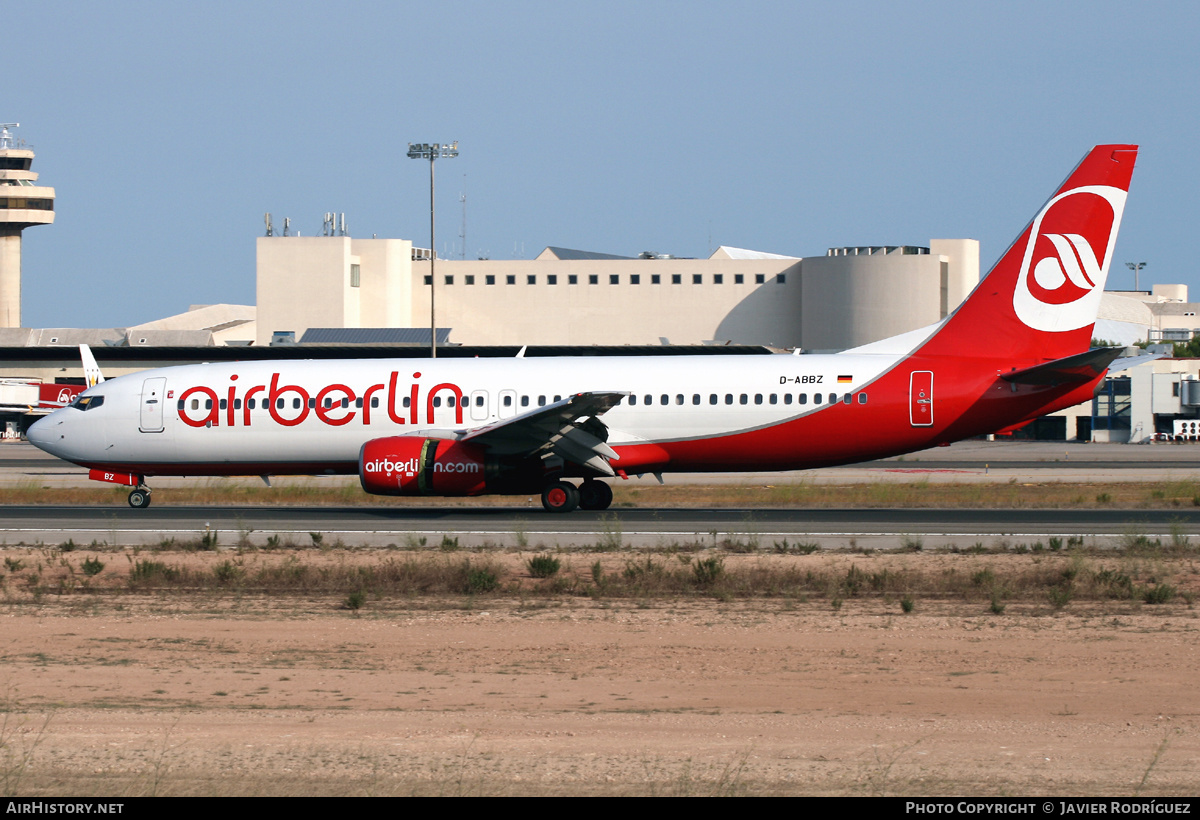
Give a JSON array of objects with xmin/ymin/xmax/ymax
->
[
  {"xmin": 139, "ymin": 377, "xmax": 167, "ymax": 433},
  {"xmin": 909, "ymin": 371, "xmax": 933, "ymax": 427}
]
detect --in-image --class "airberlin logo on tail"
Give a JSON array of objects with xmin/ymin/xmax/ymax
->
[{"xmin": 1013, "ymin": 185, "xmax": 1127, "ymax": 332}]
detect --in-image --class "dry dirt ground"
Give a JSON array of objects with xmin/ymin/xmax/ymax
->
[{"xmin": 0, "ymin": 550, "xmax": 1197, "ymax": 797}]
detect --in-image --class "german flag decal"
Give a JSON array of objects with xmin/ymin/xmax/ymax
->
[{"xmin": 837, "ymin": 375, "xmax": 852, "ymax": 384}]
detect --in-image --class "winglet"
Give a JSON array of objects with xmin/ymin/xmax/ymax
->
[{"xmin": 79, "ymin": 344, "xmax": 105, "ymax": 388}]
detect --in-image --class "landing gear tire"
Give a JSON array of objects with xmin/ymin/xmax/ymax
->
[
  {"xmin": 579, "ymin": 479, "xmax": 613, "ymax": 511},
  {"xmin": 541, "ymin": 480, "xmax": 579, "ymax": 513},
  {"xmin": 127, "ymin": 489, "xmax": 151, "ymax": 509}
]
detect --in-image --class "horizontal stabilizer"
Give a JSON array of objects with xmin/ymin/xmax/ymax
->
[
  {"xmin": 1108, "ymin": 353, "xmax": 1164, "ymax": 373},
  {"xmin": 1000, "ymin": 347, "xmax": 1125, "ymax": 386}
]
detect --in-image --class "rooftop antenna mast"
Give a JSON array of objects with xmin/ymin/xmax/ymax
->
[
  {"xmin": 0, "ymin": 124, "xmax": 19, "ymax": 150},
  {"xmin": 459, "ymin": 175, "xmax": 467, "ymax": 260}
]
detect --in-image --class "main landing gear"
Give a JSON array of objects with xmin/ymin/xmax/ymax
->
[
  {"xmin": 127, "ymin": 487, "xmax": 152, "ymax": 509},
  {"xmin": 540, "ymin": 479, "xmax": 613, "ymax": 513}
]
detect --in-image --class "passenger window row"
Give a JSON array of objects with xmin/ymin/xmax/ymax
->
[
  {"xmin": 625, "ymin": 392, "xmax": 868, "ymax": 407},
  {"xmin": 178, "ymin": 390, "xmax": 868, "ymax": 415}
]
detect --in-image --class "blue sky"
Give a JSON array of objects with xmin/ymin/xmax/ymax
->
[{"xmin": 7, "ymin": 0, "xmax": 1198, "ymax": 328}]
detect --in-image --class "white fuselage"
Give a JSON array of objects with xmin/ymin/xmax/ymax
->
[{"xmin": 29, "ymin": 351, "xmax": 904, "ymax": 475}]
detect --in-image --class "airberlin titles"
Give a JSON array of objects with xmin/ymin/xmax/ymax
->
[
  {"xmin": 173, "ymin": 369, "xmax": 851, "ymax": 431},
  {"xmin": 175, "ymin": 371, "xmax": 465, "ymax": 429}
]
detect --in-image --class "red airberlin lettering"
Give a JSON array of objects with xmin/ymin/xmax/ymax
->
[
  {"xmin": 174, "ymin": 372, "xmax": 465, "ymax": 429},
  {"xmin": 315, "ymin": 384, "xmax": 356, "ymax": 426},
  {"xmin": 178, "ymin": 386, "xmax": 220, "ymax": 428},
  {"xmin": 268, "ymin": 373, "xmax": 310, "ymax": 427},
  {"xmin": 427, "ymin": 383, "xmax": 464, "ymax": 426}
]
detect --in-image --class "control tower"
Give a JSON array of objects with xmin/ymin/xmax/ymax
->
[{"xmin": 0, "ymin": 124, "xmax": 54, "ymax": 328}]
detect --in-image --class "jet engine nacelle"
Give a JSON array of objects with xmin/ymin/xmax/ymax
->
[{"xmin": 359, "ymin": 436, "xmax": 490, "ymax": 496}]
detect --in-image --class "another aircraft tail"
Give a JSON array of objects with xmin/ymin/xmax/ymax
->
[
  {"xmin": 918, "ymin": 144, "xmax": 1138, "ymax": 363},
  {"xmin": 79, "ymin": 344, "xmax": 105, "ymax": 388}
]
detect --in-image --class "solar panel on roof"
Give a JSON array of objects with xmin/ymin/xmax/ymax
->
[{"xmin": 298, "ymin": 328, "xmax": 453, "ymax": 345}]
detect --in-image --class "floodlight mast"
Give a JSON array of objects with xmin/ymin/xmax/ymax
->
[
  {"xmin": 407, "ymin": 141, "xmax": 459, "ymax": 358},
  {"xmin": 1125, "ymin": 261, "xmax": 1147, "ymax": 293}
]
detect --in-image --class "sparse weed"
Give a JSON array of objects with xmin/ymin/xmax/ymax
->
[
  {"xmin": 464, "ymin": 565, "xmax": 499, "ymax": 594},
  {"xmin": 527, "ymin": 554, "xmax": 561, "ymax": 578},
  {"xmin": 1048, "ymin": 585, "xmax": 1072, "ymax": 610},
  {"xmin": 1141, "ymin": 584, "xmax": 1176, "ymax": 605},
  {"xmin": 213, "ymin": 560, "xmax": 244, "ymax": 585},
  {"xmin": 596, "ymin": 513, "xmax": 623, "ymax": 551},
  {"xmin": 774, "ymin": 539, "xmax": 819, "ymax": 555},
  {"xmin": 692, "ymin": 556, "xmax": 725, "ymax": 587}
]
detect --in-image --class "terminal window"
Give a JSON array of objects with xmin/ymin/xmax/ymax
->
[
  {"xmin": 672, "ymin": 274, "xmax": 682, "ymax": 285},
  {"xmin": 486, "ymin": 275, "xmax": 496, "ymax": 285},
  {"xmin": 527, "ymin": 275, "xmax": 536, "ymax": 285},
  {"xmin": 713, "ymin": 274, "xmax": 723, "ymax": 284},
  {"xmin": 547, "ymin": 274, "xmax": 557, "ymax": 285},
  {"xmin": 630, "ymin": 274, "xmax": 640, "ymax": 285},
  {"xmin": 350, "ymin": 264, "xmax": 360, "ymax": 288},
  {"xmin": 444, "ymin": 275, "xmax": 453, "ymax": 285},
  {"xmin": 734, "ymin": 274, "xmax": 744, "ymax": 284},
  {"xmin": 777, "ymin": 274, "xmax": 786, "ymax": 284},
  {"xmin": 693, "ymin": 274, "xmax": 702, "ymax": 284},
  {"xmin": 506, "ymin": 275, "xmax": 516, "ymax": 285},
  {"xmin": 755, "ymin": 274, "xmax": 765, "ymax": 284},
  {"xmin": 589, "ymin": 275, "xmax": 599, "ymax": 285},
  {"xmin": 465, "ymin": 275, "xmax": 475, "ymax": 285},
  {"xmin": 651, "ymin": 274, "xmax": 661, "ymax": 284},
  {"xmin": 423, "ymin": 275, "xmax": 432, "ymax": 285},
  {"xmin": 610, "ymin": 274, "xmax": 619, "ymax": 285},
  {"xmin": 568, "ymin": 274, "xmax": 578, "ymax": 285}
]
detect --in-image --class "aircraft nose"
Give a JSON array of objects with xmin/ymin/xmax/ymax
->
[
  {"xmin": 26, "ymin": 415, "xmax": 52, "ymax": 449},
  {"xmin": 26, "ymin": 412, "xmax": 70, "ymax": 459}
]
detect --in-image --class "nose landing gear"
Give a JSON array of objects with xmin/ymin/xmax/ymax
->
[{"xmin": 127, "ymin": 486, "xmax": 152, "ymax": 508}]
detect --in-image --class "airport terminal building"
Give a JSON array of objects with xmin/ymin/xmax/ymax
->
[{"xmin": 255, "ymin": 236, "xmax": 980, "ymax": 351}]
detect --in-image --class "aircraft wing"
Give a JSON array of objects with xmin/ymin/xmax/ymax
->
[{"xmin": 460, "ymin": 391, "xmax": 626, "ymax": 476}]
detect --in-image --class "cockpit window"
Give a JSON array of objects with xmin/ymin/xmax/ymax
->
[{"xmin": 70, "ymin": 395, "xmax": 105, "ymax": 411}]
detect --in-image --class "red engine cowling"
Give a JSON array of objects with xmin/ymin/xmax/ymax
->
[{"xmin": 359, "ymin": 436, "xmax": 489, "ymax": 496}]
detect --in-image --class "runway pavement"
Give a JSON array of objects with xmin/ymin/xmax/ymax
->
[
  {"xmin": 2, "ymin": 439, "xmax": 1198, "ymax": 548},
  {"xmin": 3, "ymin": 438, "xmax": 1200, "ymax": 488},
  {"xmin": 0, "ymin": 504, "xmax": 1194, "ymax": 551}
]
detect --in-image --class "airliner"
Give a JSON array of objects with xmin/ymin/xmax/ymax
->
[{"xmin": 28, "ymin": 145, "xmax": 1139, "ymax": 512}]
